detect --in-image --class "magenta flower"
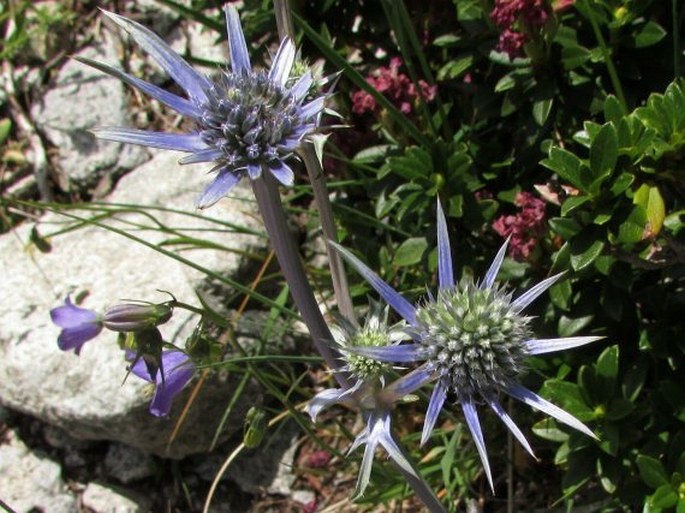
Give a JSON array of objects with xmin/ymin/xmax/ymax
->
[
  {"xmin": 490, "ymin": 0, "xmax": 551, "ymax": 58},
  {"xmin": 50, "ymin": 296, "xmax": 103, "ymax": 355},
  {"xmin": 351, "ymin": 57, "xmax": 436, "ymax": 116},
  {"xmin": 493, "ymin": 191, "xmax": 547, "ymax": 261},
  {"xmin": 129, "ymin": 350, "xmax": 195, "ymax": 417}
]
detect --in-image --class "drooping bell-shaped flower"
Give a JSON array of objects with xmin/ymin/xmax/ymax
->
[
  {"xmin": 50, "ymin": 296, "xmax": 104, "ymax": 354},
  {"xmin": 80, "ymin": 6, "xmax": 326, "ymax": 208},
  {"xmin": 332, "ymin": 200, "xmax": 603, "ymax": 491},
  {"xmin": 129, "ymin": 349, "xmax": 195, "ymax": 417}
]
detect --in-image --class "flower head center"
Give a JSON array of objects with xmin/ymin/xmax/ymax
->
[
  {"xmin": 199, "ymin": 71, "xmax": 305, "ymax": 168},
  {"xmin": 415, "ymin": 279, "xmax": 531, "ymax": 399},
  {"xmin": 345, "ymin": 328, "xmax": 392, "ymax": 380}
]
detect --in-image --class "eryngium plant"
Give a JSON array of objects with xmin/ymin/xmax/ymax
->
[
  {"xmin": 333, "ymin": 200, "xmax": 603, "ymax": 490},
  {"xmin": 79, "ymin": 6, "xmax": 325, "ymax": 208}
]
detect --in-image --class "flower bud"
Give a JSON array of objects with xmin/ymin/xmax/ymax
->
[
  {"xmin": 103, "ymin": 303, "xmax": 172, "ymax": 332},
  {"xmin": 243, "ymin": 406, "xmax": 268, "ymax": 448}
]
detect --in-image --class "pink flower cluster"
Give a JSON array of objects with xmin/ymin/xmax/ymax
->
[
  {"xmin": 490, "ymin": 0, "xmax": 552, "ymax": 59},
  {"xmin": 351, "ymin": 57, "xmax": 437, "ymax": 116},
  {"xmin": 492, "ymin": 191, "xmax": 547, "ymax": 261}
]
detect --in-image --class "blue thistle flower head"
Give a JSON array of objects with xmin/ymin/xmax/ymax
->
[
  {"xmin": 80, "ymin": 6, "xmax": 326, "ymax": 208},
  {"xmin": 332, "ymin": 200, "xmax": 604, "ymax": 492},
  {"xmin": 306, "ymin": 304, "xmax": 419, "ymax": 498},
  {"xmin": 330, "ymin": 299, "xmax": 409, "ymax": 383}
]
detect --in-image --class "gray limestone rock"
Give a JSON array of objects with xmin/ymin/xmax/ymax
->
[
  {"xmin": 0, "ymin": 430, "xmax": 77, "ymax": 513},
  {"xmin": 0, "ymin": 150, "xmax": 265, "ymax": 458},
  {"xmin": 30, "ymin": 30, "xmax": 149, "ymax": 192},
  {"xmin": 82, "ymin": 482, "xmax": 151, "ymax": 513}
]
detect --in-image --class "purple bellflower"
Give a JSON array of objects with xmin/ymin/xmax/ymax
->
[
  {"xmin": 50, "ymin": 296, "xmax": 103, "ymax": 354},
  {"xmin": 129, "ymin": 349, "xmax": 195, "ymax": 417},
  {"xmin": 79, "ymin": 6, "xmax": 326, "ymax": 208},
  {"xmin": 332, "ymin": 201, "xmax": 603, "ymax": 491}
]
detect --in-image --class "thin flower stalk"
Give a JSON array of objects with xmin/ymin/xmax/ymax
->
[
  {"xmin": 274, "ymin": 0, "xmax": 356, "ymax": 323},
  {"xmin": 252, "ymin": 174, "xmax": 348, "ymax": 387}
]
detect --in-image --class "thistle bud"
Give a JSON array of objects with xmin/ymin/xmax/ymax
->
[{"xmin": 103, "ymin": 303, "xmax": 172, "ymax": 332}]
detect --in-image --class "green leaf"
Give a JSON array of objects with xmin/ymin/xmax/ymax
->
[
  {"xmin": 494, "ymin": 72, "xmax": 517, "ymax": 93},
  {"xmin": 677, "ymin": 498, "xmax": 685, "ymax": 513},
  {"xmin": 393, "ymin": 237, "xmax": 428, "ymax": 267},
  {"xmin": 0, "ymin": 118, "xmax": 11, "ymax": 145},
  {"xmin": 651, "ymin": 484, "xmax": 679, "ymax": 508},
  {"xmin": 438, "ymin": 55, "xmax": 473, "ymax": 80},
  {"xmin": 570, "ymin": 230, "xmax": 605, "ymax": 271},
  {"xmin": 561, "ymin": 45, "xmax": 591, "ymax": 70},
  {"xmin": 589, "ymin": 123, "xmax": 618, "ymax": 189},
  {"xmin": 629, "ymin": 21, "xmax": 667, "ymax": 49},
  {"xmin": 603, "ymin": 95, "xmax": 625, "ymax": 123},
  {"xmin": 559, "ymin": 314, "xmax": 594, "ymax": 337},
  {"xmin": 617, "ymin": 206, "xmax": 648, "ymax": 243},
  {"xmin": 634, "ymin": 184, "xmax": 666, "ymax": 236},
  {"xmin": 561, "ymin": 196, "xmax": 591, "ymax": 216},
  {"xmin": 638, "ymin": 455, "xmax": 670, "ymax": 489},
  {"xmin": 532, "ymin": 418, "xmax": 569, "ymax": 442},
  {"xmin": 596, "ymin": 345, "xmax": 619, "ymax": 383},
  {"xmin": 353, "ymin": 144, "xmax": 391, "ymax": 164},
  {"xmin": 609, "ymin": 173, "xmax": 634, "ymax": 197},
  {"xmin": 433, "ymin": 33, "xmax": 460, "ymax": 46},
  {"xmin": 541, "ymin": 147, "xmax": 588, "ymax": 191},
  {"xmin": 540, "ymin": 379, "xmax": 595, "ymax": 421},
  {"xmin": 533, "ymin": 97, "xmax": 553, "ymax": 126},
  {"xmin": 549, "ymin": 280, "xmax": 572, "ymax": 310},
  {"xmin": 387, "ymin": 146, "xmax": 433, "ymax": 180},
  {"xmin": 549, "ymin": 217, "xmax": 582, "ymax": 240}
]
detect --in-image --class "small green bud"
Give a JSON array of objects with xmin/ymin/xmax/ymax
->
[{"xmin": 243, "ymin": 406, "xmax": 268, "ymax": 448}]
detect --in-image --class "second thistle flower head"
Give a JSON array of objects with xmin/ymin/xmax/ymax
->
[
  {"xmin": 331, "ymin": 300, "xmax": 408, "ymax": 383},
  {"xmin": 81, "ymin": 6, "xmax": 326, "ymax": 208},
  {"xmin": 332, "ymin": 200, "xmax": 604, "ymax": 492},
  {"xmin": 415, "ymin": 278, "xmax": 531, "ymax": 400}
]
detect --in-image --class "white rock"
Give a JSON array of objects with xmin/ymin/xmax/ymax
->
[
  {"xmin": 0, "ymin": 430, "xmax": 76, "ymax": 513},
  {"xmin": 0, "ymin": 150, "xmax": 264, "ymax": 457},
  {"xmin": 82, "ymin": 482, "xmax": 150, "ymax": 513},
  {"xmin": 30, "ymin": 30, "xmax": 148, "ymax": 191},
  {"xmin": 169, "ymin": 12, "xmax": 226, "ymax": 73}
]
